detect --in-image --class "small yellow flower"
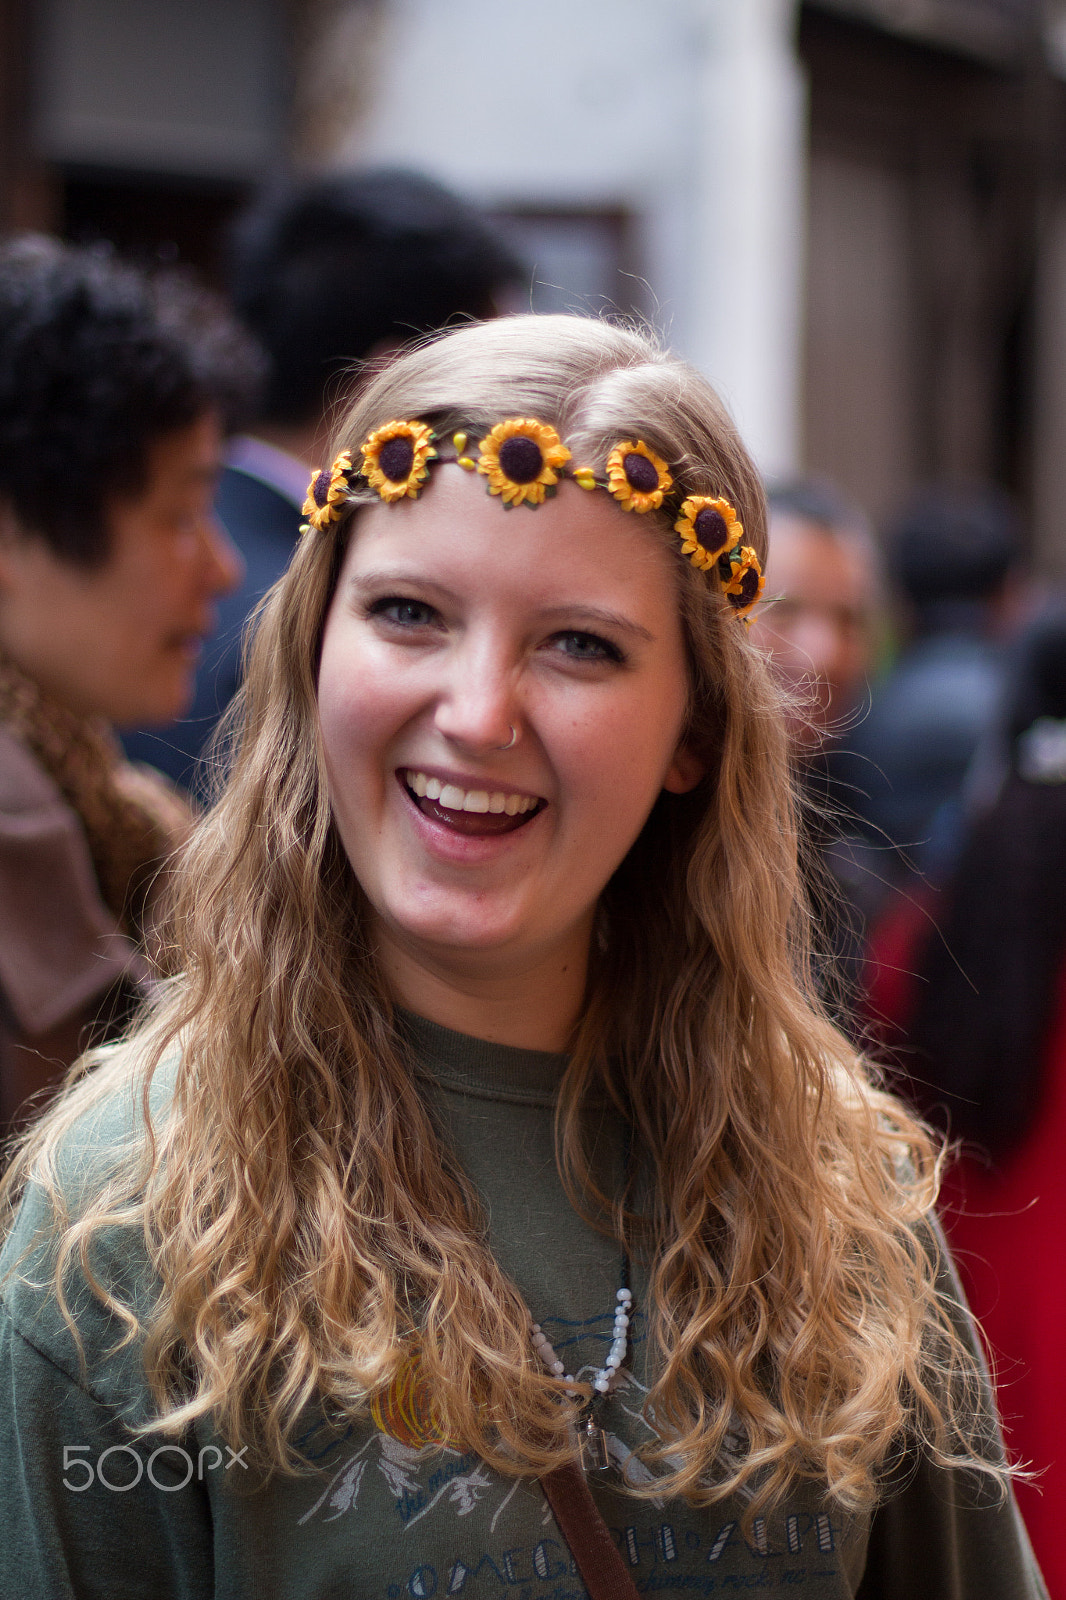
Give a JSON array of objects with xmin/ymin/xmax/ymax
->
[
  {"xmin": 361, "ymin": 420, "xmax": 437, "ymax": 502},
  {"xmin": 605, "ymin": 440, "xmax": 672, "ymax": 513},
  {"xmin": 369, "ymin": 1353, "xmax": 456, "ymax": 1450},
  {"xmin": 674, "ymin": 495, "xmax": 742, "ymax": 571},
  {"xmin": 477, "ymin": 418, "xmax": 571, "ymax": 507},
  {"xmin": 721, "ymin": 545, "xmax": 765, "ymax": 618},
  {"xmin": 573, "ymin": 467, "xmax": 599, "ymax": 492},
  {"xmin": 302, "ymin": 451, "xmax": 356, "ymax": 531}
]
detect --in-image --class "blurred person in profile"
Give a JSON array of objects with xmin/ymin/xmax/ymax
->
[
  {"xmin": 750, "ymin": 478, "xmax": 882, "ymax": 752},
  {"xmin": 125, "ymin": 168, "xmax": 524, "ymax": 791},
  {"xmin": 749, "ymin": 478, "xmax": 885, "ymax": 1008},
  {"xmin": 0, "ymin": 235, "xmax": 255, "ymax": 1134}
]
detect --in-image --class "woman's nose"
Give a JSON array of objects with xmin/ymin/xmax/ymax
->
[{"xmin": 433, "ymin": 649, "xmax": 520, "ymax": 755}]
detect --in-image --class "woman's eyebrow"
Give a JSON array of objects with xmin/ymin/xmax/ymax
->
[
  {"xmin": 535, "ymin": 605, "xmax": 655, "ymax": 643},
  {"xmin": 345, "ymin": 568, "xmax": 459, "ymax": 602}
]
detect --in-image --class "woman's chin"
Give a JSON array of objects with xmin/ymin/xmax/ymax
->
[{"xmin": 390, "ymin": 909, "xmax": 527, "ymax": 962}]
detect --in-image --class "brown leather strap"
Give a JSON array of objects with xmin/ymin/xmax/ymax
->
[{"xmin": 539, "ymin": 1461, "xmax": 640, "ymax": 1600}]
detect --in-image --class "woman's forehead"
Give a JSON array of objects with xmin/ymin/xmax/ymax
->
[{"xmin": 338, "ymin": 465, "xmax": 683, "ymax": 620}]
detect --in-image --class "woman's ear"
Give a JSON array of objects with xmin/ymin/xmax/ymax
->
[{"xmin": 662, "ymin": 741, "xmax": 706, "ymax": 794}]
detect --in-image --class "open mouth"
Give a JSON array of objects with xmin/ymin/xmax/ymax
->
[{"xmin": 400, "ymin": 769, "xmax": 545, "ymax": 836}]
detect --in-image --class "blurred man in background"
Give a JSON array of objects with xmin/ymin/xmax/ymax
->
[
  {"xmin": 752, "ymin": 479, "xmax": 882, "ymax": 749},
  {"xmin": 750, "ymin": 478, "xmax": 885, "ymax": 1016},
  {"xmin": 125, "ymin": 168, "xmax": 524, "ymax": 790}
]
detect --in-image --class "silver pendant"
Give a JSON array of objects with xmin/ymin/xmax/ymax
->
[{"xmin": 580, "ymin": 1415, "xmax": 610, "ymax": 1472}]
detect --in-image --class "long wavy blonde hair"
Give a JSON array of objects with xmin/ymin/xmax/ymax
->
[{"xmin": 2, "ymin": 315, "xmax": 997, "ymax": 1516}]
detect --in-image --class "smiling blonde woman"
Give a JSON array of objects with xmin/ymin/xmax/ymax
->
[{"xmin": 0, "ymin": 315, "xmax": 1046, "ymax": 1599}]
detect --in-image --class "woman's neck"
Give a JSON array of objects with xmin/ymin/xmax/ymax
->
[{"xmin": 377, "ymin": 928, "xmax": 590, "ymax": 1051}]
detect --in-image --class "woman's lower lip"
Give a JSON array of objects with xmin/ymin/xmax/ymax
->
[
  {"xmin": 413, "ymin": 790, "xmax": 534, "ymax": 836},
  {"xmin": 396, "ymin": 775, "xmax": 542, "ymax": 856}
]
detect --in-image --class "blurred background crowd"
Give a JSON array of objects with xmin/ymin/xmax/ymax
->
[{"xmin": 3, "ymin": 0, "xmax": 1066, "ymax": 1586}]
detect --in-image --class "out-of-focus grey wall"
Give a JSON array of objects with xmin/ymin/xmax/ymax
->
[
  {"xmin": 32, "ymin": 0, "xmax": 285, "ymax": 179},
  {"xmin": 311, "ymin": 0, "xmax": 806, "ymax": 481}
]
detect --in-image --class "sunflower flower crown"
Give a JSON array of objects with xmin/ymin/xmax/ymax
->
[{"xmin": 301, "ymin": 416, "xmax": 764, "ymax": 620}]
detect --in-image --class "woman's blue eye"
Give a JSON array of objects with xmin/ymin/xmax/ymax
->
[
  {"xmin": 553, "ymin": 631, "xmax": 623, "ymax": 663},
  {"xmin": 369, "ymin": 597, "xmax": 437, "ymax": 627}
]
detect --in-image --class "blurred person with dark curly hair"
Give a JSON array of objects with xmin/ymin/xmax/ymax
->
[{"xmin": 0, "ymin": 235, "xmax": 257, "ymax": 1135}]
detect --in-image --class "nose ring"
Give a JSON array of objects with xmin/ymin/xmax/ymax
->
[{"xmin": 496, "ymin": 725, "xmax": 518, "ymax": 752}]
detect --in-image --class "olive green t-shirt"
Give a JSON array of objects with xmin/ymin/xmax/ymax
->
[{"xmin": 0, "ymin": 1016, "xmax": 1046, "ymax": 1598}]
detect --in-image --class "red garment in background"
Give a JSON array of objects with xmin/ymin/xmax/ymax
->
[{"xmin": 866, "ymin": 908, "xmax": 1066, "ymax": 1595}]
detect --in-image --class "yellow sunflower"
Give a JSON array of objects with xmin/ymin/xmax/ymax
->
[
  {"xmin": 477, "ymin": 418, "xmax": 571, "ymax": 507},
  {"xmin": 369, "ymin": 1353, "xmax": 456, "ymax": 1450},
  {"xmin": 302, "ymin": 451, "xmax": 355, "ymax": 532},
  {"xmin": 361, "ymin": 420, "xmax": 437, "ymax": 502},
  {"xmin": 674, "ymin": 495, "xmax": 742, "ymax": 571},
  {"xmin": 721, "ymin": 545, "xmax": 765, "ymax": 619},
  {"xmin": 605, "ymin": 440, "xmax": 673, "ymax": 513}
]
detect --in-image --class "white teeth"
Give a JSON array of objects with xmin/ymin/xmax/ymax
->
[{"xmin": 405, "ymin": 771, "xmax": 538, "ymax": 817}]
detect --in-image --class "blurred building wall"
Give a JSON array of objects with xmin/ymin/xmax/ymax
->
[
  {"xmin": 800, "ymin": 0, "xmax": 1066, "ymax": 576},
  {"xmin": 0, "ymin": 0, "xmax": 286, "ymax": 279},
  {"xmin": 803, "ymin": 4, "xmax": 1030, "ymax": 512},
  {"xmin": 319, "ymin": 0, "xmax": 806, "ymax": 481},
  {"xmin": 32, "ymin": 0, "xmax": 283, "ymax": 179}
]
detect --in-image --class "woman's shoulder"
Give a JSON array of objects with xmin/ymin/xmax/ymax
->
[
  {"xmin": 19, "ymin": 1041, "xmax": 178, "ymax": 1206},
  {"xmin": 0, "ymin": 1046, "xmax": 176, "ymax": 1415}
]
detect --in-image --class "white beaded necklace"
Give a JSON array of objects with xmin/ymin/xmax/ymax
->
[{"xmin": 531, "ymin": 1283, "xmax": 634, "ymax": 1471}]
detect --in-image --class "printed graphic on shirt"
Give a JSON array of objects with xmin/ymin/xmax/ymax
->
[{"xmin": 292, "ymin": 1310, "xmax": 853, "ymax": 1598}]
